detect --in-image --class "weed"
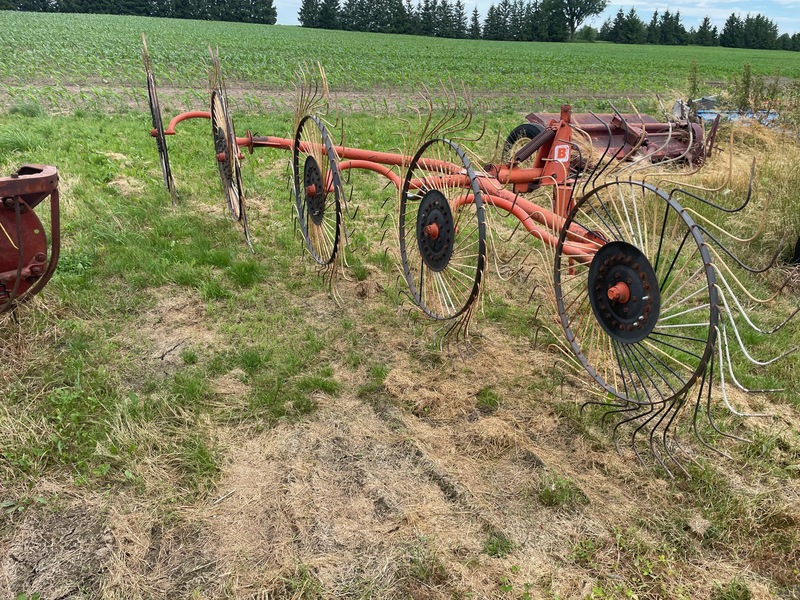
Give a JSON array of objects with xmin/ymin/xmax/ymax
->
[
  {"xmin": 476, "ymin": 386, "xmax": 500, "ymax": 413},
  {"xmin": 570, "ymin": 537, "xmax": 604, "ymax": 566},
  {"xmin": 277, "ymin": 564, "xmax": 323, "ymax": 598},
  {"xmin": 199, "ymin": 279, "xmax": 230, "ymax": 301},
  {"xmin": 181, "ymin": 348, "xmax": 199, "ymax": 365},
  {"xmin": 483, "ymin": 528, "xmax": 514, "ymax": 557},
  {"xmin": 405, "ymin": 537, "xmax": 448, "ymax": 587},
  {"xmin": 226, "ymin": 260, "xmax": 264, "ymax": 288},
  {"xmin": 170, "ymin": 371, "xmax": 211, "ymax": 405},
  {"xmin": 537, "ymin": 473, "xmax": 588, "ymax": 508},
  {"xmin": 351, "ymin": 263, "xmax": 369, "ymax": 281},
  {"xmin": 9, "ymin": 101, "xmax": 45, "ymax": 117},
  {"xmin": 711, "ymin": 577, "xmax": 751, "ymax": 600},
  {"xmin": 0, "ymin": 125, "xmax": 42, "ymax": 153},
  {"xmin": 688, "ymin": 60, "xmax": 700, "ymax": 101},
  {"xmin": 178, "ymin": 433, "xmax": 219, "ymax": 494},
  {"xmin": 357, "ymin": 362, "xmax": 390, "ymax": 398}
]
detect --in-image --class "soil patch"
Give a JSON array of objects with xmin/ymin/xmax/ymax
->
[{"xmin": 1, "ymin": 502, "xmax": 112, "ymax": 599}]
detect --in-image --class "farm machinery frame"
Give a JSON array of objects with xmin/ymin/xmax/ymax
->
[
  {"xmin": 2, "ymin": 36, "xmax": 790, "ymax": 476},
  {"xmin": 139, "ymin": 39, "xmax": 799, "ymax": 475}
]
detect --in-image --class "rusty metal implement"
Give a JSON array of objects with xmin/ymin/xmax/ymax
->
[{"xmin": 0, "ymin": 165, "xmax": 61, "ymax": 315}]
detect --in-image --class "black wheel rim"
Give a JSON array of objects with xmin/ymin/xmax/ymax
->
[
  {"xmin": 399, "ymin": 138, "xmax": 486, "ymax": 321},
  {"xmin": 554, "ymin": 181, "xmax": 718, "ymax": 404},
  {"xmin": 145, "ymin": 68, "xmax": 175, "ymax": 198},
  {"xmin": 211, "ymin": 89, "xmax": 244, "ymax": 222},
  {"xmin": 292, "ymin": 115, "xmax": 342, "ymax": 265}
]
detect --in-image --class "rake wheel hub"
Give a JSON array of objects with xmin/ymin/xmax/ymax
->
[
  {"xmin": 303, "ymin": 155, "xmax": 325, "ymax": 226},
  {"xmin": 416, "ymin": 190, "xmax": 454, "ymax": 272},
  {"xmin": 588, "ymin": 241, "xmax": 660, "ymax": 343}
]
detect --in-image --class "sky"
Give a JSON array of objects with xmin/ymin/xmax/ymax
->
[{"xmin": 272, "ymin": 0, "xmax": 800, "ymax": 35}]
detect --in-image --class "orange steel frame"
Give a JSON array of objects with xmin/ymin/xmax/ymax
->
[{"xmin": 152, "ymin": 105, "xmax": 600, "ymax": 263}]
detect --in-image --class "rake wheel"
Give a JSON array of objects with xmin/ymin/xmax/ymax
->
[
  {"xmin": 211, "ymin": 88, "xmax": 246, "ymax": 223},
  {"xmin": 399, "ymin": 138, "xmax": 486, "ymax": 320},
  {"xmin": 142, "ymin": 37, "xmax": 175, "ymax": 201},
  {"xmin": 292, "ymin": 115, "xmax": 343, "ymax": 266},
  {"xmin": 554, "ymin": 181, "xmax": 719, "ymax": 404}
]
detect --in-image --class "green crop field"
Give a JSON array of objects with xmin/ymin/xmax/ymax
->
[
  {"xmin": 1, "ymin": 10, "xmax": 799, "ymax": 600},
  {"xmin": 2, "ymin": 11, "xmax": 800, "ymax": 113}
]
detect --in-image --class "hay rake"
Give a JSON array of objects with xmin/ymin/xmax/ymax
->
[{"xmin": 143, "ymin": 40, "xmax": 797, "ymax": 474}]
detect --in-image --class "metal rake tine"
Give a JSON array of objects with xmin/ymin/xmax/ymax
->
[
  {"xmin": 649, "ymin": 397, "xmax": 684, "ymax": 476},
  {"xmin": 502, "ymin": 220, "xmax": 524, "ymax": 244},
  {"xmin": 347, "ymin": 204, "xmax": 360, "ymax": 221},
  {"xmin": 526, "ymin": 284, "xmax": 541, "ymax": 305},
  {"xmin": 630, "ymin": 404, "xmax": 663, "ymax": 469},
  {"xmin": 683, "ymin": 190, "xmax": 771, "ymax": 244},
  {"xmin": 521, "ymin": 265, "xmax": 537, "ymax": 285},
  {"xmin": 701, "ymin": 227, "xmax": 785, "ymax": 274},
  {"xmin": 690, "ymin": 371, "xmax": 731, "ymax": 459},
  {"xmin": 715, "ymin": 270, "xmax": 799, "ymax": 335},
  {"xmin": 581, "ymin": 112, "xmax": 615, "ymax": 194},
  {"xmin": 660, "ymin": 400, "xmax": 692, "ymax": 478},
  {"xmin": 715, "ymin": 324, "xmax": 774, "ymax": 417},
  {"xmin": 719, "ymin": 317, "xmax": 787, "ymax": 394},
  {"xmin": 704, "ymin": 354, "xmax": 751, "ymax": 445},
  {"xmin": 717, "ymin": 292, "xmax": 798, "ymax": 366},
  {"xmin": 672, "ymin": 159, "xmax": 756, "ymax": 214}
]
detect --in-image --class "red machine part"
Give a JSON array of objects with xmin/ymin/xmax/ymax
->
[
  {"xmin": 525, "ymin": 111, "xmax": 709, "ymax": 165},
  {"xmin": 0, "ymin": 165, "xmax": 60, "ymax": 314}
]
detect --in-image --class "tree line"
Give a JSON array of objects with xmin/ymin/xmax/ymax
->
[
  {"xmin": 597, "ymin": 8, "xmax": 800, "ymax": 50},
  {"xmin": 299, "ymin": 0, "xmax": 799, "ymax": 51},
  {"xmin": 298, "ymin": 0, "xmax": 608, "ymax": 41},
  {"xmin": 2, "ymin": 0, "xmax": 277, "ymax": 24}
]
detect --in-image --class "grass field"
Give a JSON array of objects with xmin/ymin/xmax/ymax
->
[
  {"xmin": 3, "ymin": 11, "xmax": 800, "ymax": 114},
  {"xmin": 1, "ymin": 11, "xmax": 800, "ymax": 600}
]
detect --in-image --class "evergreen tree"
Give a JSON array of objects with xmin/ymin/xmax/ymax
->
[
  {"xmin": 258, "ymin": 0, "xmax": 278, "ymax": 24},
  {"xmin": 483, "ymin": 4, "xmax": 502, "ymax": 39},
  {"xmin": 645, "ymin": 10, "xmax": 659, "ymax": 44},
  {"xmin": 619, "ymin": 7, "xmax": 645, "ymax": 44},
  {"xmin": 418, "ymin": 0, "xmax": 436, "ymax": 35},
  {"xmin": 495, "ymin": 0, "xmax": 511, "ymax": 38},
  {"xmin": 720, "ymin": 13, "xmax": 744, "ymax": 47},
  {"xmin": 608, "ymin": 7, "xmax": 625, "ymax": 42},
  {"xmin": 694, "ymin": 16, "xmax": 716, "ymax": 46},
  {"xmin": 538, "ymin": 0, "xmax": 567, "ymax": 41},
  {"xmin": 742, "ymin": 13, "xmax": 778, "ymax": 49},
  {"xmin": 316, "ymin": 0, "xmax": 339, "ymax": 29},
  {"xmin": 387, "ymin": 0, "xmax": 411, "ymax": 33},
  {"xmin": 792, "ymin": 32, "xmax": 800, "ymax": 51},
  {"xmin": 436, "ymin": 0, "xmax": 454, "ymax": 36},
  {"xmin": 777, "ymin": 33, "xmax": 792, "ymax": 50},
  {"xmin": 508, "ymin": 0, "xmax": 525, "ymax": 40},
  {"xmin": 452, "ymin": 0, "xmax": 467, "ymax": 37},
  {"xmin": 405, "ymin": 0, "xmax": 419, "ymax": 31},
  {"xmin": 469, "ymin": 6, "xmax": 481, "ymax": 38},
  {"xmin": 597, "ymin": 17, "xmax": 612, "ymax": 41},
  {"xmin": 657, "ymin": 10, "xmax": 687, "ymax": 45},
  {"xmin": 298, "ymin": 0, "xmax": 320, "ymax": 27}
]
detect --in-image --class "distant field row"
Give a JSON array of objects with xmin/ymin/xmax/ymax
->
[{"xmin": 2, "ymin": 11, "xmax": 800, "ymax": 107}]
